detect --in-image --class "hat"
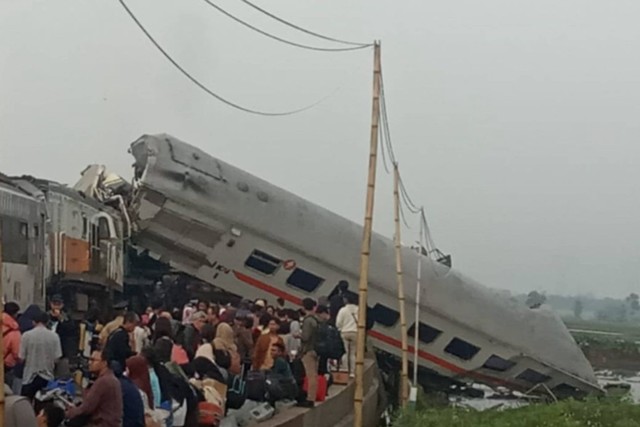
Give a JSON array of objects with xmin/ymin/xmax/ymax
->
[
  {"xmin": 113, "ymin": 301, "xmax": 128, "ymax": 310},
  {"xmin": 254, "ymin": 299, "xmax": 266, "ymax": 308},
  {"xmin": 190, "ymin": 311, "xmax": 207, "ymax": 322},
  {"xmin": 50, "ymin": 294, "xmax": 64, "ymax": 303}
]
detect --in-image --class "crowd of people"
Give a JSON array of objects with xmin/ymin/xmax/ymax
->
[{"xmin": 3, "ymin": 281, "xmax": 362, "ymax": 427}]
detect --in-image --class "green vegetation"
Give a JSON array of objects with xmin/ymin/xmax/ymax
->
[{"xmin": 394, "ymin": 397, "xmax": 640, "ymax": 427}]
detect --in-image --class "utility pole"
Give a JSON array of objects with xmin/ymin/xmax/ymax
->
[
  {"xmin": 410, "ymin": 212, "xmax": 424, "ymax": 407},
  {"xmin": 353, "ymin": 40, "xmax": 381, "ymax": 427},
  {"xmin": 0, "ymin": 229, "xmax": 5, "ymax": 423},
  {"xmin": 393, "ymin": 163, "xmax": 409, "ymax": 407}
]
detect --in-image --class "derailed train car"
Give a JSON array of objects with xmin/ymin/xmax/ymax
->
[
  {"xmin": 0, "ymin": 173, "xmax": 124, "ymax": 316},
  {"xmin": 127, "ymin": 133, "xmax": 603, "ymax": 397}
]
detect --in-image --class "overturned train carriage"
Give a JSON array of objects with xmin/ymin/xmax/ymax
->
[
  {"xmin": 0, "ymin": 174, "xmax": 124, "ymax": 315},
  {"xmin": 128, "ymin": 133, "xmax": 603, "ymax": 396}
]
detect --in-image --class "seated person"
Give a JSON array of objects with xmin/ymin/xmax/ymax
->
[
  {"xmin": 4, "ymin": 384, "xmax": 37, "ymax": 427},
  {"xmin": 270, "ymin": 342, "xmax": 293, "ymax": 379},
  {"xmin": 36, "ymin": 403, "xmax": 66, "ymax": 427}
]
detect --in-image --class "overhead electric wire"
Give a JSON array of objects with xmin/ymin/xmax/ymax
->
[
  {"xmin": 237, "ymin": 0, "xmax": 371, "ymax": 47},
  {"xmin": 118, "ymin": 0, "xmax": 324, "ymax": 116},
  {"xmin": 379, "ymin": 67, "xmax": 444, "ymax": 260},
  {"xmin": 201, "ymin": 0, "xmax": 372, "ymax": 52}
]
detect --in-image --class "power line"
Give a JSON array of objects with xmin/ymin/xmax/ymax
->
[
  {"xmin": 118, "ymin": 0, "xmax": 324, "ymax": 116},
  {"xmin": 378, "ymin": 67, "xmax": 443, "ymax": 259},
  {"xmin": 201, "ymin": 0, "xmax": 372, "ymax": 52},
  {"xmin": 237, "ymin": 0, "xmax": 371, "ymax": 47}
]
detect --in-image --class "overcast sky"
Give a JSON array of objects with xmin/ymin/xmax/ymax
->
[{"xmin": 1, "ymin": 0, "xmax": 638, "ymax": 298}]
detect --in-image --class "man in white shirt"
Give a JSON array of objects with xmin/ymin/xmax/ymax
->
[
  {"xmin": 335, "ymin": 293, "xmax": 358, "ymax": 377},
  {"xmin": 19, "ymin": 311, "xmax": 62, "ymax": 399}
]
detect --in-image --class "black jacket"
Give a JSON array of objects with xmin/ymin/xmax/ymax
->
[{"xmin": 104, "ymin": 327, "xmax": 135, "ymax": 373}]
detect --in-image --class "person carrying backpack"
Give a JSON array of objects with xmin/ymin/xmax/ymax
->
[{"xmin": 315, "ymin": 306, "xmax": 345, "ymax": 380}]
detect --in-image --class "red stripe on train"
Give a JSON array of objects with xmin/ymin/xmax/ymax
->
[{"xmin": 232, "ymin": 269, "xmax": 509, "ymax": 386}]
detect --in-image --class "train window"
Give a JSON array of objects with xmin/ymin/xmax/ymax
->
[
  {"xmin": 482, "ymin": 355, "xmax": 516, "ymax": 372},
  {"xmin": 444, "ymin": 338, "xmax": 481, "ymax": 361},
  {"xmin": 286, "ymin": 268, "xmax": 324, "ymax": 292},
  {"xmin": 370, "ymin": 304, "xmax": 400, "ymax": 327},
  {"xmin": 82, "ymin": 216, "xmax": 88, "ymax": 239},
  {"xmin": 408, "ymin": 322, "xmax": 442, "ymax": 344},
  {"xmin": 1, "ymin": 217, "xmax": 28, "ymax": 264},
  {"xmin": 19, "ymin": 222, "xmax": 28, "ymax": 238},
  {"xmin": 245, "ymin": 250, "xmax": 281, "ymax": 275},
  {"xmin": 516, "ymin": 369, "xmax": 550, "ymax": 384},
  {"xmin": 98, "ymin": 218, "xmax": 110, "ymax": 239},
  {"xmin": 552, "ymin": 383, "xmax": 583, "ymax": 397}
]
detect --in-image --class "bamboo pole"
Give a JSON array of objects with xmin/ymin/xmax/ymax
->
[
  {"xmin": 353, "ymin": 40, "xmax": 381, "ymax": 427},
  {"xmin": 392, "ymin": 163, "xmax": 409, "ymax": 407},
  {"xmin": 411, "ymin": 213, "xmax": 424, "ymax": 404},
  {"xmin": 0, "ymin": 229, "xmax": 5, "ymax": 422}
]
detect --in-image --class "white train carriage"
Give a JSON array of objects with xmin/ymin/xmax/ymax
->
[{"xmin": 128, "ymin": 133, "xmax": 602, "ymax": 396}]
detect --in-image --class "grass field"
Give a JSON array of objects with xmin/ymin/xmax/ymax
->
[
  {"xmin": 564, "ymin": 318, "xmax": 640, "ymax": 339},
  {"xmin": 393, "ymin": 397, "xmax": 640, "ymax": 427}
]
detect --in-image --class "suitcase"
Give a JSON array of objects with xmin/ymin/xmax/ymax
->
[{"xmin": 303, "ymin": 374, "xmax": 328, "ymax": 402}]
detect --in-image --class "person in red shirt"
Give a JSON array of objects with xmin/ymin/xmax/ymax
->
[{"xmin": 3, "ymin": 302, "xmax": 21, "ymax": 387}]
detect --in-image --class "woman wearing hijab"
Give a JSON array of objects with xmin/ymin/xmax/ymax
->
[
  {"xmin": 213, "ymin": 322, "xmax": 241, "ymax": 375},
  {"xmin": 194, "ymin": 324, "xmax": 216, "ymax": 364}
]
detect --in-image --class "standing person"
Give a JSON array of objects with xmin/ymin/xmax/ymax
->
[
  {"xmin": 99, "ymin": 301, "xmax": 128, "ymax": 348},
  {"xmin": 335, "ymin": 293, "xmax": 358, "ymax": 377},
  {"xmin": 183, "ymin": 311, "xmax": 207, "ymax": 361},
  {"xmin": 328, "ymin": 281, "xmax": 349, "ymax": 325},
  {"xmin": 252, "ymin": 317, "xmax": 283, "ymax": 371},
  {"xmin": 104, "ymin": 311, "xmax": 139, "ymax": 374},
  {"xmin": 300, "ymin": 298, "xmax": 319, "ymax": 405},
  {"xmin": 66, "ymin": 350, "xmax": 123, "ymax": 427},
  {"xmin": 20, "ymin": 312, "xmax": 62, "ymax": 400},
  {"xmin": 207, "ymin": 306, "xmax": 221, "ymax": 333},
  {"xmin": 214, "ymin": 322, "xmax": 241, "ymax": 374},
  {"xmin": 315, "ymin": 306, "xmax": 332, "ymax": 376},
  {"xmin": 133, "ymin": 316, "xmax": 150, "ymax": 354},
  {"xmin": 152, "ymin": 317, "xmax": 174, "ymax": 364},
  {"xmin": 284, "ymin": 309, "xmax": 302, "ymax": 357},
  {"xmin": 3, "ymin": 302, "xmax": 21, "ymax": 387},
  {"xmin": 48, "ymin": 294, "xmax": 76, "ymax": 377},
  {"xmin": 14, "ymin": 304, "xmax": 41, "ymax": 394},
  {"xmin": 233, "ymin": 315, "xmax": 254, "ymax": 366}
]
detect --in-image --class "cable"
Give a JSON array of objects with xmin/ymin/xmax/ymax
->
[
  {"xmin": 119, "ymin": 0, "xmax": 324, "ymax": 116},
  {"xmin": 379, "ymin": 67, "xmax": 443, "ymax": 257},
  {"xmin": 201, "ymin": 0, "xmax": 372, "ymax": 52},
  {"xmin": 379, "ymin": 120, "xmax": 391, "ymax": 174},
  {"xmin": 237, "ymin": 0, "xmax": 371, "ymax": 47}
]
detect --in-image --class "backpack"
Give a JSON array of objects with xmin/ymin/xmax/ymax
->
[
  {"xmin": 246, "ymin": 370, "xmax": 267, "ymax": 402},
  {"xmin": 314, "ymin": 322, "xmax": 345, "ymax": 360}
]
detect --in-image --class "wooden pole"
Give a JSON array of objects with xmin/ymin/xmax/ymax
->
[
  {"xmin": 353, "ymin": 40, "xmax": 381, "ymax": 427},
  {"xmin": 0, "ymin": 228, "xmax": 5, "ymax": 422},
  {"xmin": 392, "ymin": 163, "xmax": 409, "ymax": 407},
  {"xmin": 410, "ymin": 212, "xmax": 424, "ymax": 405}
]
